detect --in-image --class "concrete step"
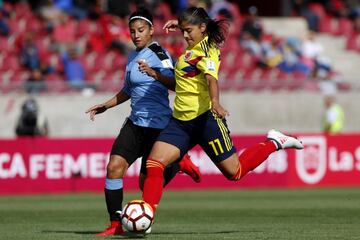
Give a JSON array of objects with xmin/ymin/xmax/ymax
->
[{"xmin": 317, "ymin": 34, "xmax": 360, "ymax": 80}]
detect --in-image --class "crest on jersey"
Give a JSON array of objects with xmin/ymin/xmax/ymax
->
[{"xmin": 184, "ymin": 51, "xmax": 193, "ymax": 61}]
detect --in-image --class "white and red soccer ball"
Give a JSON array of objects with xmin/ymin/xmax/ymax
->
[{"xmin": 121, "ymin": 200, "xmax": 154, "ymax": 233}]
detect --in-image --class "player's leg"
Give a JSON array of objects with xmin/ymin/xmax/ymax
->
[
  {"xmin": 217, "ymin": 129, "xmax": 304, "ymax": 180},
  {"xmin": 176, "ymin": 153, "xmax": 202, "ymax": 183},
  {"xmin": 139, "ymin": 162, "xmax": 181, "ymax": 190},
  {"xmin": 138, "ymin": 127, "xmax": 200, "ymax": 190},
  {"xmin": 96, "ymin": 155, "xmax": 128, "ymax": 236},
  {"xmin": 142, "ymin": 118, "xmax": 192, "ymax": 212},
  {"xmin": 142, "ymin": 141, "xmax": 181, "ymax": 211},
  {"xmin": 200, "ymin": 111, "xmax": 303, "ymax": 180},
  {"xmin": 228, "ymin": 129, "xmax": 303, "ymax": 179},
  {"xmin": 139, "ymin": 154, "xmax": 200, "ymax": 190},
  {"xmin": 217, "ymin": 140, "xmax": 279, "ymax": 180},
  {"xmin": 97, "ymin": 120, "xmax": 142, "ymax": 236},
  {"xmin": 139, "ymin": 127, "xmax": 180, "ymax": 188}
]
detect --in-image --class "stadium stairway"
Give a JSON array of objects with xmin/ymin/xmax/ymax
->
[
  {"xmin": 316, "ymin": 34, "xmax": 360, "ymax": 83},
  {"xmin": 262, "ymin": 17, "xmax": 360, "ymax": 88}
]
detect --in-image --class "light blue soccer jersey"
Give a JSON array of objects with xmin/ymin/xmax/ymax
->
[{"xmin": 122, "ymin": 42, "xmax": 174, "ymax": 129}]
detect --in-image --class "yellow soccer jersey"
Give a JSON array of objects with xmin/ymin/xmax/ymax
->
[{"xmin": 173, "ymin": 36, "xmax": 221, "ymax": 121}]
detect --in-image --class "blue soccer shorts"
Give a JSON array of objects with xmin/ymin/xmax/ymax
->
[{"xmin": 157, "ymin": 110, "xmax": 237, "ymax": 163}]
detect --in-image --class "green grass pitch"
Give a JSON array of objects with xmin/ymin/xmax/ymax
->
[{"xmin": 0, "ymin": 188, "xmax": 360, "ymax": 240}]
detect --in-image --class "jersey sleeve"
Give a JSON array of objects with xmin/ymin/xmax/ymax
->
[
  {"xmin": 196, "ymin": 45, "xmax": 220, "ymax": 80},
  {"xmin": 151, "ymin": 48, "xmax": 175, "ymax": 78},
  {"xmin": 158, "ymin": 67, "xmax": 174, "ymax": 78}
]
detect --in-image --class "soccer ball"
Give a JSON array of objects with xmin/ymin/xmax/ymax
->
[{"xmin": 121, "ymin": 200, "xmax": 154, "ymax": 233}]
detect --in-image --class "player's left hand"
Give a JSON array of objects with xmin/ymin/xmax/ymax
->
[
  {"xmin": 212, "ymin": 102, "xmax": 229, "ymax": 119},
  {"xmin": 137, "ymin": 60, "xmax": 156, "ymax": 78}
]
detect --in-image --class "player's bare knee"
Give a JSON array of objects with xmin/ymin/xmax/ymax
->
[{"xmin": 107, "ymin": 156, "xmax": 128, "ymax": 178}]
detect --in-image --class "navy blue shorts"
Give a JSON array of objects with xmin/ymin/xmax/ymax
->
[{"xmin": 157, "ymin": 110, "xmax": 237, "ymax": 163}]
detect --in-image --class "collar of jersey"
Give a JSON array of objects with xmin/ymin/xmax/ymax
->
[
  {"xmin": 136, "ymin": 41, "xmax": 159, "ymax": 52},
  {"xmin": 186, "ymin": 36, "xmax": 209, "ymax": 50}
]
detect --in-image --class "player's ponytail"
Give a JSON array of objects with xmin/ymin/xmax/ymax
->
[{"xmin": 178, "ymin": 7, "xmax": 228, "ymax": 47}]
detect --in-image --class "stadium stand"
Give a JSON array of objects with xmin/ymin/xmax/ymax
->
[{"xmin": 0, "ymin": 0, "xmax": 359, "ymax": 93}]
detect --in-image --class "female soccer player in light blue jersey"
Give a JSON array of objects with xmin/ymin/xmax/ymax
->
[{"xmin": 86, "ymin": 7, "xmax": 201, "ymax": 236}]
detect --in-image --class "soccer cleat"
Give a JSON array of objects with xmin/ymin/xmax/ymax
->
[
  {"xmin": 95, "ymin": 220, "xmax": 124, "ymax": 236},
  {"xmin": 179, "ymin": 154, "xmax": 202, "ymax": 183},
  {"xmin": 267, "ymin": 129, "xmax": 304, "ymax": 150}
]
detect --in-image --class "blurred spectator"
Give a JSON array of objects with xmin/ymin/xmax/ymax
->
[
  {"xmin": 301, "ymin": 31, "xmax": 334, "ymax": 76},
  {"xmin": 61, "ymin": 45, "xmax": 86, "ymax": 89},
  {"xmin": 292, "ymin": 0, "xmax": 319, "ymax": 32},
  {"xmin": 209, "ymin": 0, "xmax": 233, "ymax": 20},
  {"xmin": 302, "ymin": 31, "xmax": 324, "ymax": 59},
  {"xmin": 0, "ymin": 8, "xmax": 9, "ymax": 36},
  {"xmin": 240, "ymin": 32, "xmax": 262, "ymax": 56},
  {"xmin": 15, "ymin": 98, "xmax": 48, "ymax": 137},
  {"xmin": 38, "ymin": 0, "xmax": 63, "ymax": 31},
  {"xmin": 25, "ymin": 69, "xmax": 46, "ymax": 94},
  {"xmin": 322, "ymin": 94, "xmax": 344, "ymax": 134},
  {"xmin": 166, "ymin": 0, "xmax": 187, "ymax": 14},
  {"xmin": 53, "ymin": 0, "xmax": 87, "ymax": 19},
  {"xmin": 241, "ymin": 6, "xmax": 263, "ymax": 41},
  {"xmin": 257, "ymin": 37, "xmax": 283, "ymax": 68},
  {"xmin": 20, "ymin": 32, "xmax": 41, "ymax": 70},
  {"xmin": 326, "ymin": 0, "xmax": 348, "ymax": 18},
  {"xmin": 278, "ymin": 37, "xmax": 311, "ymax": 75}
]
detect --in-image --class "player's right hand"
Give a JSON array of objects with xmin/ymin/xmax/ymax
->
[
  {"xmin": 85, "ymin": 104, "xmax": 107, "ymax": 121},
  {"xmin": 163, "ymin": 19, "xmax": 179, "ymax": 34}
]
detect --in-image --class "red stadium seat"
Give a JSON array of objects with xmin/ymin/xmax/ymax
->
[
  {"xmin": 335, "ymin": 18, "xmax": 353, "ymax": 36},
  {"xmin": 111, "ymin": 53, "xmax": 127, "ymax": 71},
  {"xmin": 10, "ymin": 70, "xmax": 29, "ymax": 82},
  {"xmin": 45, "ymin": 73, "xmax": 64, "ymax": 81},
  {"xmin": 292, "ymin": 71, "xmax": 308, "ymax": 80},
  {"xmin": 0, "ymin": 37, "xmax": 13, "ymax": 54},
  {"xmin": 77, "ymin": 19, "xmax": 97, "ymax": 37},
  {"xmin": 0, "ymin": 70, "xmax": 14, "ymax": 84},
  {"xmin": 336, "ymin": 82, "xmax": 351, "ymax": 91},
  {"xmin": 1, "ymin": 55, "xmax": 21, "ymax": 71},
  {"xmin": 8, "ymin": 18, "xmax": 27, "ymax": 35},
  {"xmin": 346, "ymin": 32, "xmax": 360, "ymax": 51},
  {"xmin": 269, "ymin": 70, "xmax": 291, "ymax": 91},
  {"xmin": 14, "ymin": 2, "xmax": 32, "ymax": 18},
  {"xmin": 319, "ymin": 15, "xmax": 337, "ymax": 34},
  {"xmin": 25, "ymin": 16, "xmax": 43, "ymax": 33}
]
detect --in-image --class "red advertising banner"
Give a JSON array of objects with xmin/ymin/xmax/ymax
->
[{"xmin": 0, "ymin": 134, "xmax": 360, "ymax": 194}]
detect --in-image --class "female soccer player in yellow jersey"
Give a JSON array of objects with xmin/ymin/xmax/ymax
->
[{"xmin": 141, "ymin": 7, "xmax": 304, "ymax": 218}]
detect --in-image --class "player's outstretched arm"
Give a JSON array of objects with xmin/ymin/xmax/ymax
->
[
  {"xmin": 163, "ymin": 19, "xmax": 179, "ymax": 34},
  {"xmin": 85, "ymin": 90, "xmax": 130, "ymax": 121}
]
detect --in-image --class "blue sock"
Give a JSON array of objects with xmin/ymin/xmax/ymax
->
[{"xmin": 105, "ymin": 178, "xmax": 123, "ymax": 221}]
